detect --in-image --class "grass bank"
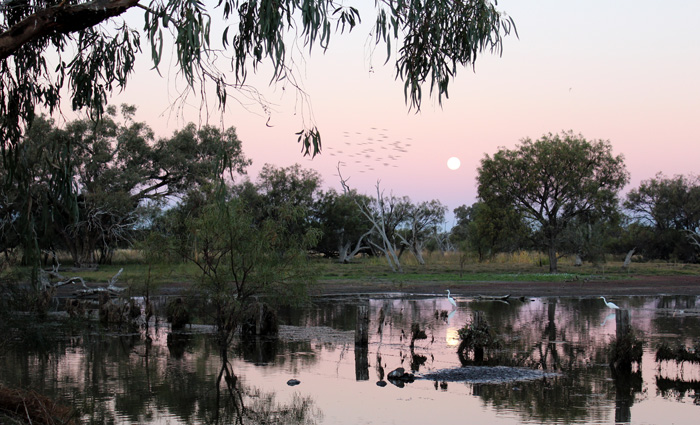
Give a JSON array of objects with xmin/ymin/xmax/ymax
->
[{"xmin": 6, "ymin": 250, "xmax": 697, "ymax": 290}]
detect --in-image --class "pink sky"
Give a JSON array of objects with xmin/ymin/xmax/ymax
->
[{"xmin": 97, "ymin": 0, "xmax": 700, "ymax": 226}]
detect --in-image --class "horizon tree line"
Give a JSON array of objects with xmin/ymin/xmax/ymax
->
[{"xmin": 2, "ymin": 112, "xmax": 699, "ymax": 274}]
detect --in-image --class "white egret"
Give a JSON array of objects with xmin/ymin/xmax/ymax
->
[
  {"xmin": 600, "ymin": 296, "xmax": 620, "ymax": 310},
  {"xmin": 446, "ymin": 290, "xmax": 457, "ymax": 308}
]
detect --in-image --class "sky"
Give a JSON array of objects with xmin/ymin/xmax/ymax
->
[{"xmin": 96, "ymin": 0, "xmax": 699, "ymax": 226}]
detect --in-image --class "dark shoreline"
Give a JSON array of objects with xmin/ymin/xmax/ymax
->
[
  {"xmin": 51, "ymin": 274, "xmax": 700, "ymax": 299},
  {"xmin": 313, "ymin": 275, "xmax": 700, "ymax": 298}
]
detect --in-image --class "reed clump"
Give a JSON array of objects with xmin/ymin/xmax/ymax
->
[{"xmin": 0, "ymin": 385, "xmax": 78, "ymax": 424}]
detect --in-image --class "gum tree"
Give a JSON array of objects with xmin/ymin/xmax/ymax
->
[
  {"xmin": 314, "ymin": 188, "xmax": 373, "ymax": 263},
  {"xmin": 624, "ymin": 173, "xmax": 700, "ymax": 261},
  {"xmin": 477, "ymin": 131, "xmax": 629, "ymax": 273},
  {"xmin": 396, "ymin": 199, "xmax": 447, "ymax": 265},
  {"xmin": 2, "ymin": 1, "xmax": 516, "ymax": 278},
  {"xmin": 4, "ymin": 105, "xmax": 249, "ymax": 267},
  {"xmin": 1, "ymin": 0, "xmax": 516, "ymax": 158},
  {"xmin": 451, "ymin": 201, "xmax": 530, "ymax": 262},
  {"xmin": 187, "ymin": 197, "xmax": 320, "ymax": 345}
]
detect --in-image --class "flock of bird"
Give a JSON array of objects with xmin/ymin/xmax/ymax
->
[{"xmin": 325, "ymin": 127, "xmax": 413, "ymax": 174}]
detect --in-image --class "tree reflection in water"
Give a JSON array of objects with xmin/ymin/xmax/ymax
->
[
  {"xmin": 2, "ymin": 295, "xmax": 700, "ymax": 424},
  {"xmin": 210, "ymin": 343, "xmax": 323, "ymax": 425},
  {"xmin": 0, "ymin": 318, "xmax": 323, "ymax": 424}
]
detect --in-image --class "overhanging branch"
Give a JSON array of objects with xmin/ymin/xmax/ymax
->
[{"xmin": 0, "ymin": 0, "xmax": 140, "ymax": 60}]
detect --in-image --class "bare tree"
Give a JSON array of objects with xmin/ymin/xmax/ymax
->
[
  {"xmin": 433, "ymin": 229, "xmax": 456, "ymax": 255},
  {"xmin": 395, "ymin": 200, "xmax": 447, "ymax": 265},
  {"xmin": 329, "ymin": 163, "xmax": 373, "ymax": 263},
  {"xmin": 686, "ymin": 230, "xmax": 700, "ymax": 251},
  {"xmin": 336, "ymin": 230, "xmax": 371, "ymax": 264},
  {"xmin": 359, "ymin": 184, "xmax": 409, "ymax": 272},
  {"xmin": 340, "ymin": 165, "xmax": 405, "ymax": 272}
]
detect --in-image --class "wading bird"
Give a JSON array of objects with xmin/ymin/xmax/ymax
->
[
  {"xmin": 600, "ymin": 296, "xmax": 620, "ymax": 310},
  {"xmin": 446, "ymin": 290, "xmax": 457, "ymax": 308}
]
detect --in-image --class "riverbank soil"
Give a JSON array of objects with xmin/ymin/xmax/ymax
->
[{"xmin": 52, "ymin": 274, "xmax": 700, "ymax": 299}]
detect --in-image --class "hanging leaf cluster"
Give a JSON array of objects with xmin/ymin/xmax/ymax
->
[{"xmin": 2, "ymin": 0, "xmax": 514, "ymax": 163}]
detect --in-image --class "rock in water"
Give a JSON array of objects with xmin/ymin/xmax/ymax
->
[{"xmin": 387, "ymin": 368, "xmax": 405, "ymax": 379}]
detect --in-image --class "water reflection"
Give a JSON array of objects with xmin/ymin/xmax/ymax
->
[
  {"xmin": 0, "ymin": 320, "xmax": 322, "ymax": 424},
  {"xmin": 0, "ymin": 294, "xmax": 699, "ymax": 424}
]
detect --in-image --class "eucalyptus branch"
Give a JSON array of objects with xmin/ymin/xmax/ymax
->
[{"xmin": 0, "ymin": 0, "xmax": 140, "ymax": 60}]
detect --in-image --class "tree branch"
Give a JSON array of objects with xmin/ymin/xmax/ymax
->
[{"xmin": 0, "ymin": 0, "xmax": 140, "ymax": 60}]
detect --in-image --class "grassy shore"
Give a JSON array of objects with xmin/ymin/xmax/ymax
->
[{"xmin": 9, "ymin": 250, "xmax": 698, "ymax": 290}]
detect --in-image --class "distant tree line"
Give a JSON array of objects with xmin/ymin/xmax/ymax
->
[
  {"xmin": 456, "ymin": 132, "xmax": 700, "ymax": 270},
  {"xmin": 2, "ymin": 112, "xmax": 699, "ymax": 274}
]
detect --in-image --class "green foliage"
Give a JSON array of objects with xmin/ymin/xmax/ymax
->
[
  {"xmin": 457, "ymin": 313, "xmax": 501, "ymax": 364},
  {"xmin": 626, "ymin": 173, "xmax": 700, "ymax": 231},
  {"xmin": 149, "ymin": 185, "xmax": 217, "ymax": 261},
  {"xmin": 374, "ymin": 0, "xmax": 516, "ymax": 110},
  {"xmin": 184, "ymin": 197, "xmax": 320, "ymax": 343},
  {"xmin": 314, "ymin": 188, "xmax": 373, "ymax": 260},
  {"xmin": 2, "ymin": 107, "xmax": 249, "ymax": 267},
  {"xmin": 0, "ymin": 114, "xmax": 73, "ymax": 273},
  {"xmin": 398, "ymin": 199, "xmax": 447, "ymax": 263},
  {"xmin": 253, "ymin": 163, "xmax": 321, "ymax": 224},
  {"xmin": 165, "ymin": 297, "xmax": 191, "ymax": 330},
  {"xmin": 624, "ymin": 173, "xmax": 700, "ymax": 262},
  {"xmin": 477, "ymin": 131, "xmax": 629, "ymax": 272},
  {"xmin": 452, "ymin": 201, "xmax": 530, "ymax": 261},
  {"xmin": 2, "ymin": 0, "xmax": 516, "ymax": 281},
  {"xmin": 558, "ymin": 214, "xmax": 622, "ymax": 265},
  {"xmin": 234, "ymin": 163, "xmax": 322, "ymax": 253},
  {"xmin": 1, "ymin": 1, "xmax": 141, "ymax": 164},
  {"xmin": 2, "ymin": 0, "xmax": 514, "ymax": 164}
]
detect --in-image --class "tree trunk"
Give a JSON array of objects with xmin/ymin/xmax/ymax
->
[
  {"xmin": 338, "ymin": 241, "xmax": 351, "ymax": 263},
  {"xmin": 622, "ymin": 248, "xmax": 635, "ymax": 270},
  {"xmin": 412, "ymin": 248, "xmax": 425, "ymax": 265},
  {"xmin": 338, "ymin": 229, "xmax": 372, "ymax": 263},
  {"xmin": 409, "ymin": 240, "xmax": 426, "ymax": 265},
  {"xmin": 548, "ymin": 245, "xmax": 558, "ymax": 273}
]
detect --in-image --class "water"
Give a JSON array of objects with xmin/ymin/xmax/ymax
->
[{"xmin": 1, "ymin": 294, "xmax": 699, "ymax": 424}]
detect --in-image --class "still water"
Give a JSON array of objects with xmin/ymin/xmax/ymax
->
[{"xmin": 1, "ymin": 294, "xmax": 699, "ymax": 424}]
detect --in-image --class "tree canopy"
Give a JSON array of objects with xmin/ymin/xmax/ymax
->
[
  {"xmin": 1, "ymin": 105, "xmax": 249, "ymax": 267},
  {"xmin": 451, "ymin": 201, "xmax": 529, "ymax": 262},
  {"xmin": 477, "ymin": 131, "xmax": 629, "ymax": 272},
  {"xmin": 624, "ymin": 173, "xmax": 700, "ymax": 261},
  {"xmin": 0, "ymin": 0, "xmax": 516, "ymax": 158}
]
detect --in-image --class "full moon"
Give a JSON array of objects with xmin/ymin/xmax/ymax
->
[{"xmin": 447, "ymin": 157, "xmax": 461, "ymax": 170}]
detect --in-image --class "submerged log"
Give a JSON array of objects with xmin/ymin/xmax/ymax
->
[{"xmin": 476, "ymin": 294, "xmax": 510, "ymax": 301}]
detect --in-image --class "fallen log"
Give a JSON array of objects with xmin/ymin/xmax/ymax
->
[
  {"xmin": 74, "ymin": 268, "xmax": 125, "ymax": 296},
  {"xmin": 476, "ymin": 294, "xmax": 511, "ymax": 301}
]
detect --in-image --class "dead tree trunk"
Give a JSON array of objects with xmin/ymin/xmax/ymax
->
[{"xmin": 622, "ymin": 248, "xmax": 635, "ymax": 270}]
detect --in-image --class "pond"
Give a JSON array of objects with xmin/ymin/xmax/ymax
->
[{"xmin": 1, "ymin": 293, "xmax": 699, "ymax": 424}]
